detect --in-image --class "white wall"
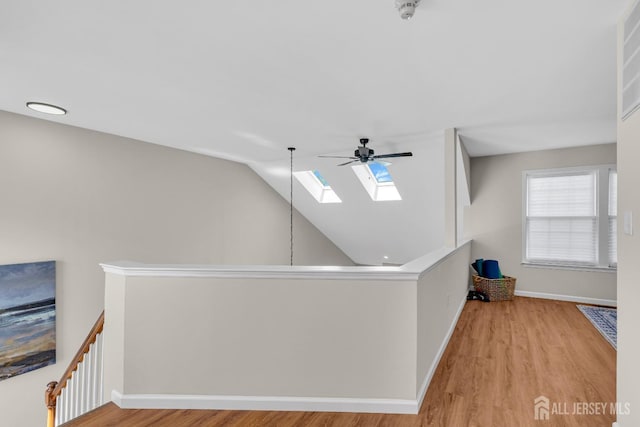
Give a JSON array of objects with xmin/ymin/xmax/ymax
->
[
  {"xmin": 616, "ymin": 16, "xmax": 640, "ymax": 427},
  {"xmin": 466, "ymin": 144, "xmax": 617, "ymax": 303},
  {"xmin": 0, "ymin": 110, "xmax": 352, "ymax": 427}
]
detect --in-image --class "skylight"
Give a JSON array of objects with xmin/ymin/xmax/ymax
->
[
  {"xmin": 313, "ymin": 170, "xmax": 330, "ymax": 186},
  {"xmin": 367, "ymin": 162, "xmax": 394, "ymax": 183},
  {"xmin": 293, "ymin": 170, "xmax": 342, "ymax": 203},
  {"xmin": 352, "ymin": 163, "xmax": 402, "ymax": 201}
]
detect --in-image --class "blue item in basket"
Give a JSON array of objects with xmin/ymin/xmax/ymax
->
[
  {"xmin": 472, "ymin": 259, "xmax": 484, "ymax": 276},
  {"xmin": 483, "ymin": 259, "xmax": 502, "ymax": 279}
]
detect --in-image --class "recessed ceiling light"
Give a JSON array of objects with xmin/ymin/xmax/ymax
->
[
  {"xmin": 26, "ymin": 102, "xmax": 67, "ymax": 115},
  {"xmin": 383, "ymin": 255, "xmax": 389, "ymax": 260}
]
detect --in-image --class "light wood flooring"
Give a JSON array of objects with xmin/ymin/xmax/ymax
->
[{"xmin": 63, "ymin": 297, "xmax": 616, "ymax": 426}]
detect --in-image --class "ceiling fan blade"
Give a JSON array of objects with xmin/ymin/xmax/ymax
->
[
  {"xmin": 337, "ymin": 160, "xmax": 359, "ymax": 166},
  {"xmin": 319, "ymin": 155, "xmax": 358, "ymax": 159},
  {"xmin": 372, "ymin": 152, "xmax": 413, "ymax": 159}
]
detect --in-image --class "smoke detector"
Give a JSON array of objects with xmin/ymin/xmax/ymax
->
[{"xmin": 395, "ymin": 0, "xmax": 421, "ymax": 19}]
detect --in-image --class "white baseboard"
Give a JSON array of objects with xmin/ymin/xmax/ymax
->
[
  {"xmin": 416, "ymin": 294, "xmax": 467, "ymax": 408},
  {"xmin": 514, "ymin": 290, "xmax": 617, "ymax": 307},
  {"xmin": 111, "ymin": 390, "xmax": 418, "ymax": 414}
]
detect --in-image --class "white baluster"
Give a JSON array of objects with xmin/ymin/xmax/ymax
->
[
  {"xmin": 87, "ymin": 350, "xmax": 94, "ymax": 411},
  {"xmin": 67, "ymin": 381, "xmax": 72, "ymax": 422},
  {"xmin": 62, "ymin": 386, "xmax": 68, "ymax": 424},
  {"xmin": 54, "ymin": 392, "xmax": 59, "ymax": 427},
  {"xmin": 62, "ymin": 383, "xmax": 69, "ymax": 424},
  {"xmin": 92, "ymin": 340, "xmax": 99, "ymax": 409},
  {"xmin": 62, "ymin": 386, "xmax": 68, "ymax": 425},
  {"xmin": 76, "ymin": 361, "xmax": 82, "ymax": 416},
  {"xmin": 83, "ymin": 357, "xmax": 89, "ymax": 413},
  {"xmin": 97, "ymin": 333, "xmax": 104, "ymax": 405},
  {"xmin": 80, "ymin": 360, "xmax": 89, "ymax": 415},
  {"xmin": 71, "ymin": 373, "xmax": 78, "ymax": 419},
  {"xmin": 78, "ymin": 366, "xmax": 84, "ymax": 415},
  {"xmin": 57, "ymin": 388, "xmax": 64, "ymax": 426},
  {"xmin": 86, "ymin": 343, "xmax": 94, "ymax": 411},
  {"xmin": 92, "ymin": 337, "xmax": 100, "ymax": 408},
  {"xmin": 68, "ymin": 375, "xmax": 73, "ymax": 420},
  {"xmin": 75, "ymin": 368, "xmax": 81, "ymax": 418}
]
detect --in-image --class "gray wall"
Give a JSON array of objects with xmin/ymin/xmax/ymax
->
[
  {"xmin": 617, "ymin": 17, "xmax": 640, "ymax": 427},
  {"xmin": 0, "ymin": 110, "xmax": 352, "ymax": 427},
  {"xmin": 466, "ymin": 144, "xmax": 617, "ymax": 302},
  {"xmin": 616, "ymin": 103, "xmax": 638, "ymax": 427},
  {"xmin": 106, "ymin": 275, "xmax": 416, "ymax": 401},
  {"xmin": 99, "ymin": 243, "xmax": 471, "ymax": 413},
  {"xmin": 416, "ymin": 242, "xmax": 470, "ymax": 396}
]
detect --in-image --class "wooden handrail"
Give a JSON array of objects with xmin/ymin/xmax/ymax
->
[{"xmin": 45, "ymin": 311, "xmax": 105, "ymax": 427}]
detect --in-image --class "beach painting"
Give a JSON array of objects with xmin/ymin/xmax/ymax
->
[{"xmin": 0, "ymin": 261, "xmax": 56, "ymax": 380}]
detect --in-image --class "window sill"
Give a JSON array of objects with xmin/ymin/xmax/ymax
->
[{"xmin": 521, "ymin": 262, "xmax": 617, "ymax": 273}]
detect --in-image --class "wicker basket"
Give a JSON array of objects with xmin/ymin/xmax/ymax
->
[{"xmin": 472, "ymin": 275, "xmax": 516, "ymax": 302}]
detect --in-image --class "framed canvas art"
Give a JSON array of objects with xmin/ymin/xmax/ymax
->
[{"xmin": 0, "ymin": 261, "xmax": 56, "ymax": 380}]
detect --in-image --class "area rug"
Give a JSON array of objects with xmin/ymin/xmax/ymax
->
[{"xmin": 577, "ymin": 305, "xmax": 617, "ymax": 350}]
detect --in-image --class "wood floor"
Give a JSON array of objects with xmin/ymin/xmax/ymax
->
[{"xmin": 63, "ymin": 297, "xmax": 616, "ymax": 427}]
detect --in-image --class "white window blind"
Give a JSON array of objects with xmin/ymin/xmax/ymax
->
[
  {"xmin": 525, "ymin": 171, "xmax": 597, "ymax": 265},
  {"xmin": 609, "ymin": 169, "xmax": 618, "ymax": 266}
]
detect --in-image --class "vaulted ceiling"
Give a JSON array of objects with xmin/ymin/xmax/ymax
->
[{"xmin": 0, "ymin": 0, "xmax": 629, "ymax": 264}]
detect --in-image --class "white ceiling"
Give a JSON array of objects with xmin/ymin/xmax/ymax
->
[{"xmin": 0, "ymin": 0, "xmax": 630, "ymax": 265}]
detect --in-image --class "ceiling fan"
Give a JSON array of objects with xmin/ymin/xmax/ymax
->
[{"xmin": 319, "ymin": 138, "xmax": 413, "ymax": 166}]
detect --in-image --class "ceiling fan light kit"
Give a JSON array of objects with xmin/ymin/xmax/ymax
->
[{"xmin": 395, "ymin": 0, "xmax": 420, "ymax": 19}]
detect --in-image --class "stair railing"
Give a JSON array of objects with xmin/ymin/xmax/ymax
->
[{"xmin": 45, "ymin": 311, "xmax": 105, "ymax": 427}]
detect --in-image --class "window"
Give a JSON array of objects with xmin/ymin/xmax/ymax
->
[
  {"xmin": 523, "ymin": 166, "xmax": 616, "ymax": 269},
  {"xmin": 293, "ymin": 170, "xmax": 342, "ymax": 203},
  {"xmin": 352, "ymin": 163, "xmax": 402, "ymax": 201}
]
